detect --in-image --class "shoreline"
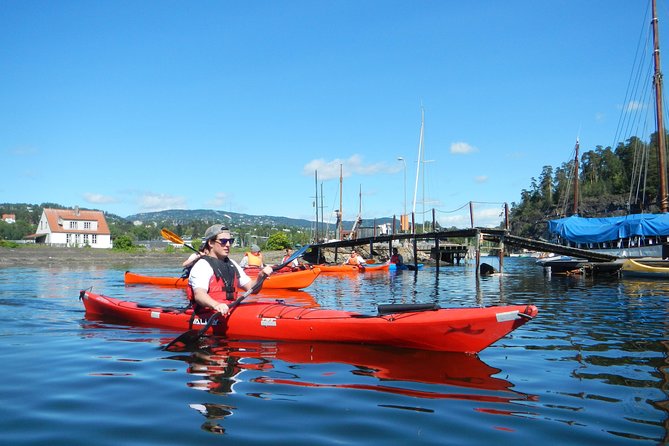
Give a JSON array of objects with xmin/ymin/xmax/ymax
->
[{"xmin": 0, "ymin": 246, "xmax": 286, "ymax": 268}]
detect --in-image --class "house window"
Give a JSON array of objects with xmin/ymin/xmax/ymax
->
[
  {"xmin": 83, "ymin": 234, "xmax": 89, "ymax": 245},
  {"xmin": 69, "ymin": 221, "xmax": 78, "ymax": 229},
  {"xmin": 92, "ymin": 234, "xmax": 97, "ymax": 244},
  {"xmin": 84, "ymin": 222, "xmax": 91, "ymax": 230},
  {"xmin": 66, "ymin": 234, "xmax": 71, "ymax": 245}
]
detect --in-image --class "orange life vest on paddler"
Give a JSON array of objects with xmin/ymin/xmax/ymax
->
[
  {"xmin": 346, "ymin": 256, "xmax": 359, "ymax": 265},
  {"xmin": 245, "ymin": 251, "xmax": 263, "ymax": 267}
]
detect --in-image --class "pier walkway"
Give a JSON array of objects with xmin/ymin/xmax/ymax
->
[{"xmin": 305, "ymin": 227, "xmax": 618, "ymax": 270}]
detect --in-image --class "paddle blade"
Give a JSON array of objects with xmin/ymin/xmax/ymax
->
[
  {"xmin": 163, "ymin": 311, "xmax": 220, "ymax": 351},
  {"xmin": 163, "ymin": 329, "xmax": 202, "ymax": 351},
  {"xmin": 161, "ymin": 228, "xmax": 198, "ymax": 253},
  {"xmin": 160, "ymin": 228, "xmax": 183, "ymax": 244}
]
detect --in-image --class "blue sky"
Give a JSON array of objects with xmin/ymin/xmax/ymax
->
[{"xmin": 1, "ymin": 1, "xmax": 663, "ymax": 228}]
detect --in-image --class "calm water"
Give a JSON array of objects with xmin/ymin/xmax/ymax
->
[{"xmin": 0, "ymin": 257, "xmax": 667, "ymax": 445}]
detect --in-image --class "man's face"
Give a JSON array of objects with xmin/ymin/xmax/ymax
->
[{"xmin": 211, "ymin": 231, "xmax": 233, "ymax": 258}]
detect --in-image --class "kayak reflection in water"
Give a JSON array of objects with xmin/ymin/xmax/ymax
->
[{"xmin": 166, "ymin": 339, "xmax": 538, "ymax": 434}]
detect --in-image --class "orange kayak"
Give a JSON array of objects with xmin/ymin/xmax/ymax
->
[
  {"xmin": 313, "ymin": 262, "xmax": 389, "ymax": 273},
  {"xmin": 124, "ymin": 267, "xmax": 321, "ymax": 290},
  {"xmin": 315, "ymin": 264, "xmax": 363, "ymax": 273}
]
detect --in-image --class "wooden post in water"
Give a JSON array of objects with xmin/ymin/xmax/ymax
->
[
  {"xmin": 435, "ymin": 236, "xmax": 440, "ymax": 273},
  {"xmin": 432, "ymin": 208, "xmax": 438, "ymax": 272},
  {"xmin": 498, "ymin": 235, "xmax": 505, "ymax": 274},
  {"xmin": 412, "ymin": 212, "xmax": 418, "ymax": 267},
  {"xmin": 475, "ymin": 229, "xmax": 481, "ymax": 277}
]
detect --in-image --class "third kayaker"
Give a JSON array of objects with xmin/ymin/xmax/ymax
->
[
  {"xmin": 282, "ymin": 247, "xmax": 300, "ymax": 268},
  {"xmin": 240, "ymin": 244, "xmax": 264, "ymax": 269},
  {"xmin": 344, "ymin": 249, "xmax": 365, "ymax": 266},
  {"xmin": 390, "ymin": 248, "xmax": 404, "ymax": 266},
  {"xmin": 188, "ymin": 224, "xmax": 273, "ymax": 317}
]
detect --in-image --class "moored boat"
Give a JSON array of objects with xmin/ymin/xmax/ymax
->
[
  {"xmin": 124, "ymin": 267, "xmax": 321, "ymax": 290},
  {"xmin": 620, "ymin": 258, "xmax": 669, "ymax": 278},
  {"xmin": 80, "ymin": 289, "xmax": 538, "ymax": 353}
]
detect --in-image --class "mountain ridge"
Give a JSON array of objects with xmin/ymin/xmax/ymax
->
[{"xmin": 126, "ymin": 208, "xmax": 394, "ymax": 230}]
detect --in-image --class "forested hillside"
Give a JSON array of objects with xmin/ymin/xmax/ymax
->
[{"xmin": 508, "ymin": 133, "xmax": 665, "ymax": 241}]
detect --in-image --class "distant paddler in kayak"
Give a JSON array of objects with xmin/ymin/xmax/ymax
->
[
  {"xmin": 240, "ymin": 244, "xmax": 264, "ymax": 269},
  {"xmin": 189, "ymin": 225, "xmax": 273, "ymax": 317},
  {"xmin": 344, "ymin": 249, "xmax": 366, "ymax": 267},
  {"xmin": 390, "ymin": 248, "xmax": 404, "ymax": 267}
]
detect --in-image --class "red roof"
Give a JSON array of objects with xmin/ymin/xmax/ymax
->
[{"xmin": 43, "ymin": 208, "xmax": 110, "ymax": 235}]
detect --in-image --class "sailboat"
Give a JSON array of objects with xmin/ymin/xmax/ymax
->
[{"xmin": 547, "ymin": 0, "xmax": 669, "ymax": 260}]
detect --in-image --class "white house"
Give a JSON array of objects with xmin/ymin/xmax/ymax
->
[{"xmin": 28, "ymin": 207, "xmax": 112, "ymax": 249}]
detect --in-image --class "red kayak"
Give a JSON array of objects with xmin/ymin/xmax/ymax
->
[
  {"xmin": 80, "ymin": 290, "xmax": 538, "ymax": 353},
  {"xmin": 124, "ymin": 267, "xmax": 321, "ymax": 290}
]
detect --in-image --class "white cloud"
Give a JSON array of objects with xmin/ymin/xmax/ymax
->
[
  {"xmin": 138, "ymin": 193, "xmax": 187, "ymax": 212},
  {"xmin": 450, "ymin": 142, "xmax": 478, "ymax": 155},
  {"xmin": 83, "ymin": 192, "xmax": 118, "ymax": 204},
  {"xmin": 303, "ymin": 154, "xmax": 396, "ymax": 180},
  {"xmin": 206, "ymin": 192, "xmax": 228, "ymax": 208},
  {"xmin": 474, "ymin": 175, "xmax": 488, "ymax": 184}
]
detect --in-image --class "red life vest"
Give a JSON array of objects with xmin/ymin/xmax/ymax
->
[
  {"xmin": 187, "ymin": 257, "xmax": 240, "ymax": 317},
  {"xmin": 346, "ymin": 256, "xmax": 359, "ymax": 265}
]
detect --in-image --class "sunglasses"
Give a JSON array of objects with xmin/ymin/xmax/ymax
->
[{"xmin": 215, "ymin": 238, "xmax": 235, "ymax": 246}]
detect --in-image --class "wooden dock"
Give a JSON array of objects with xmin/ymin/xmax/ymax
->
[{"xmin": 304, "ymin": 227, "xmax": 619, "ymax": 274}]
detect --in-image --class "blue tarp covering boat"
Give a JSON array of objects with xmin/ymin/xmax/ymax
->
[{"xmin": 548, "ymin": 214, "xmax": 669, "ymax": 244}]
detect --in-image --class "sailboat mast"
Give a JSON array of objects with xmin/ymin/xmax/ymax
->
[
  {"xmin": 573, "ymin": 138, "xmax": 579, "ymax": 216},
  {"xmin": 652, "ymin": 0, "xmax": 668, "ymax": 212},
  {"xmin": 314, "ymin": 170, "xmax": 319, "ymax": 242},
  {"xmin": 339, "ymin": 164, "xmax": 343, "ymax": 240},
  {"xmin": 412, "ymin": 106, "xmax": 424, "ymax": 218}
]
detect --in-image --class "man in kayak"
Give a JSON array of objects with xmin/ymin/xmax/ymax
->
[
  {"xmin": 282, "ymin": 247, "xmax": 300, "ymax": 268},
  {"xmin": 240, "ymin": 244, "xmax": 264, "ymax": 269},
  {"xmin": 188, "ymin": 224, "xmax": 273, "ymax": 316},
  {"xmin": 344, "ymin": 249, "xmax": 365, "ymax": 266},
  {"xmin": 390, "ymin": 248, "xmax": 404, "ymax": 266}
]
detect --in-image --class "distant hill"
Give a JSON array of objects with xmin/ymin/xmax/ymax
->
[{"xmin": 126, "ymin": 209, "xmax": 394, "ymax": 230}]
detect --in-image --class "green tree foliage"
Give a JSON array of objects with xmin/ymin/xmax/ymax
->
[
  {"xmin": 112, "ymin": 235, "xmax": 134, "ymax": 251},
  {"xmin": 509, "ymin": 131, "xmax": 669, "ymax": 241},
  {"xmin": 265, "ymin": 232, "xmax": 292, "ymax": 250}
]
